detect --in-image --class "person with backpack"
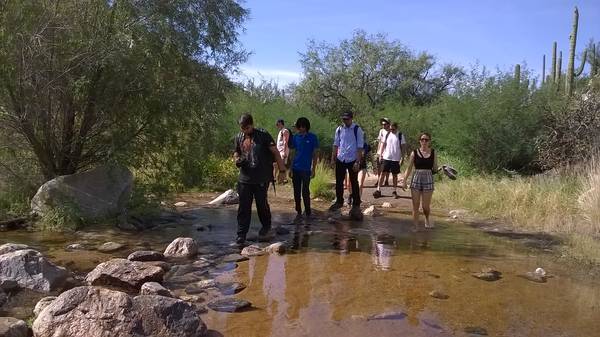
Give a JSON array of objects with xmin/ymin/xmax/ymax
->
[
  {"xmin": 288, "ymin": 117, "xmax": 319, "ymax": 223},
  {"xmin": 373, "ymin": 122, "xmax": 406, "ymax": 199},
  {"xmin": 233, "ymin": 113, "xmax": 286, "ymax": 245},
  {"xmin": 274, "ymin": 119, "xmax": 291, "ymax": 183},
  {"xmin": 375, "ymin": 118, "xmax": 392, "ymax": 187},
  {"xmin": 329, "ymin": 110, "xmax": 364, "ymax": 220}
]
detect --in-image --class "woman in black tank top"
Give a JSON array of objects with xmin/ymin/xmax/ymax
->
[{"xmin": 400, "ymin": 132, "xmax": 439, "ymax": 230}]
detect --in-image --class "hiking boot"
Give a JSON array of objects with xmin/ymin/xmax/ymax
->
[
  {"xmin": 349, "ymin": 206, "xmax": 363, "ymax": 221},
  {"xmin": 328, "ymin": 202, "xmax": 344, "ymax": 211},
  {"xmin": 258, "ymin": 229, "xmax": 275, "ymax": 242},
  {"xmin": 372, "ymin": 190, "xmax": 382, "ymax": 198}
]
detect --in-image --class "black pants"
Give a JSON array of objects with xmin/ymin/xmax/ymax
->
[
  {"xmin": 335, "ymin": 159, "xmax": 360, "ymax": 206},
  {"xmin": 237, "ymin": 182, "xmax": 271, "ymax": 238},
  {"xmin": 292, "ymin": 169, "xmax": 311, "ymax": 215}
]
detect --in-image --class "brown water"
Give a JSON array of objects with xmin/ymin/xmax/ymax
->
[{"xmin": 1, "ymin": 206, "xmax": 599, "ymax": 337}]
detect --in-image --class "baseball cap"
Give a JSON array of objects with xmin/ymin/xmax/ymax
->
[
  {"xmin": 380, "ymin": 118, "xmax": 391, "ymax": 125},
  {"xmin": 341, "ymin": 111, "xmax": 353, "ymax": 119}
]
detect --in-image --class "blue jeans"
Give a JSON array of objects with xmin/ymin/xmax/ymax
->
[{"xmin": 292, "ymin": 170, "xmax": 312, "ymax": 215}]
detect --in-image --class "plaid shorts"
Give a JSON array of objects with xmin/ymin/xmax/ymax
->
[{"xmin": 410, "ymin": 169, "xmax": 434, "ymax": 191}]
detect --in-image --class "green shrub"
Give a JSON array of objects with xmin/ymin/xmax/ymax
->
[
  {"xmin": 310, "ymin": 161, "xmax": 335, "ymax": 200},
  {"xmin": 200, "ymin": 154, "xmax": 238, "ymax": 191},
  {"xmin": 37, "ymin": 203, "xmax": 83, "ymax": 232}
]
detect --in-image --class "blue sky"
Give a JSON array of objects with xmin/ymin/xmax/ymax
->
[{"xmin": 235, "ymin": 0, "xmax": 600, "ymax": 86}]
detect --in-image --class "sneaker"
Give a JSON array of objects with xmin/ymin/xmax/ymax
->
[
  {"xmin": 328, "ymin": 202, "xmax": 344, "ymax": 211},
  {"xmin": 372, "ymin": 190, "xmax": 382, "ymax": 198}
]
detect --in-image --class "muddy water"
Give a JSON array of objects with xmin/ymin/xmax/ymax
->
[{"xmin": 1, "ymin": 206, "xmax": 599, "ymax": 337}]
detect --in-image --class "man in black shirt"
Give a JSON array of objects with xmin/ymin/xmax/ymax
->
[{"xmin": 234, "ymin": 113, "xmax": 286, "ymax": 245}]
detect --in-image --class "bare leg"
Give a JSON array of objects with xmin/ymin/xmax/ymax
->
[
  {"xmin": 392, "ymin": 174, "xmax": 398, "ymax": 193},
  {"xmin": 410, "ymin": 189, "xmax": 422, "ymax": 231},
  {"xmin": 422, "ymin": 191, "xmax": 434, "ymax": 228}
]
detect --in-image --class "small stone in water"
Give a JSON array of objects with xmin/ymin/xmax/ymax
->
[
  {"xmin": 97, "ymin": 242, "xmax": 126, "ymax": 253},
  {"xmin": 207, "ymin": 298, "xmax": 251, "ymax": 313},
  {"xmin": 174, "ymin": 201, "xmax": 188, "ymax": 207},
  {"xmin": 464, "ymin": 326, "xmax": 488, "ymax": 335},
  {"xmin": 429, "ymin": 290, "xmax": 449, "ymax": 299}
]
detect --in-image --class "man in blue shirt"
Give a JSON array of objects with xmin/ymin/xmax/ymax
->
[
  {"xmin": 330, "ymin": 110, "xmax": 364, "ymax": 220},
  {"xmin": 288, "ymin": 117, "xmax": 319, "ymax": 222}
]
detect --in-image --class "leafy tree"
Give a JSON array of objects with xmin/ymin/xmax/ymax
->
[
  {"xmin": 296, "ymin": 30, "xmax": 463, "ymax": 116},
  {"xmin": 0, "ymin": 0, "xmax": 248, "ymax": 180}
]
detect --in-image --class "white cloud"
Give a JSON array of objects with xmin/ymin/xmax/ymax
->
[{"xmin": 234, "ymin": 66, "xmax": 303, "ymax": 86}]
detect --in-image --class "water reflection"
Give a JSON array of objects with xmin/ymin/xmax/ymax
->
[{"xmin": 371, "ymin": 234, "xmax": 396, "ymax": 271}]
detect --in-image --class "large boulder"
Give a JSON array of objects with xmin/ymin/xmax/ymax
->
[
  {"xmin": 0, "ymin": 249, "xmax": 69, "ymax": 292},
  {"xmin": 31, "ymin": 165, "xmax": 133, "ymax": 220},
  {"xmin": 0, "ymin": 317, "xmax": 29, "ymax": 337},
  {"xmin": 164, "ymin": 238, "xmax": 198, "ymax": 258},
  {"xmin": 0, "ymin": 243, "xmax": 30, "ymax": 255},
  {"xmin": 33, "ymin": 286, "xmax": 207, "ymax": 337},
  {"xmin": 85, "ymin": 258, "xmax": 164, "ymax": 291}
]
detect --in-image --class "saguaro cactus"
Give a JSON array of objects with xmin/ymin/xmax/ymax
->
[
  {"xmin": 592, "ymin": 43, "xmax": 597, "ymax": 77},
  {"xmin": 514, "ymin": 64, "xmax": 521, "ymax": 83},
  {"xmin": 551, "ymin": 42, "xmax": 557, "ymax": 83},
  {"xmin": 566, "ymin": 6, "xmax": 587, "ymax": 96},
  {"xmin": 542, "ymin": 55, "xmax": 546, "ymax": 84},
  {"xmin": 557, "ymin": 51, "xmax": 563, "ymax": 86}
]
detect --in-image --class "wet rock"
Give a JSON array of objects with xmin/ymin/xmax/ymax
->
[
  {"xmin": 0, "ymin": 289, "xmax": 6, "ymax": 307},
  {"xmin": 140, "ymin": 282, "xmax": 173, "ymax": 297},
  {"xmin": 0, "ymin": 243, "xmax": 31, "ymax": 255},
  {"xmin": 207, "ymin": 298, "xmax": 251, "ymax": 313},
  {"xmin": 449, "ymin": 209, "xmax": 468, "ymax": 219},
  {"xmin": 381, "ymin": 202, "xmax": 393, "ymax": 208},
  {"xmin": 429, "ymin": 290, "xmax": 449, "ymax": 299},
  {"xmin": 464, "ymin": 326, "xmax": 488, "ymax": 335},
  {"xmin": 85, "ymin": 258, "xmax": 164, "ymax": 291},
  {"xmin": 33, "ymin": 296, "xmax": 57, "ymax": 316},
  {"xmin": 0, "ymin": 279, "xmax": 18, "ymax": 292},
  {"xmin": 519, "ymin": 272, "xmax": 547, "ymax": 283},
  {"xmin": 217, "ymin": 282, "xmax": 246, "ymax": 295},
  {"xmin": 128, "ymin": 250, "xmax": 165, "ymax": 262},
  {"xmin": 65, "ymin": 243, "xmax": 86, "ymax": 251},
  {"xmin": 0, "ymin": 317, "xmax": 28, "ymax": 337},
  {"xmin": 264, "ymin": 242, "xmax": 286, "ymax": 255},
  {"xmin": 221, "ymin": 253, "xmax": 249, "ymax": 263},
  {"xmin": 367, "ymin": 311, "xmax": 408, "ymax": 321},
  {"xmin": 241, "ymin": 245, "xmax": 265, "ymax": 257},
  {"xmin": 32, "ymin": 286, "xmax": 206, "ymax": 337},
  {"xmin": 164, "ymin": 237, "xmax": 198, "ymax": 258},
  {"xmin": 143, "ymin": 261, "xmax": 171, "ymax": 272},
  {"xmin": 0, "ymin": 249, "xmax": 69, "ymax": 292},
  {"xmin": 185, "ymin": 279, "xmax": 217, "ymax": 294},
  {"xmin": 31, "ymin": 165, "xmax": 133, "ymax": 221},
  {"xmin": 275, "ymin": 226, "xmax": 290, "ymax": 235},
  {"xmin": 362, "ymin": 205, "xmax": 377, "ymax": 216},
  {"xmin": 471, "ymin": 268, "xmax": 502, "ymax": 282},
  {"xmin": 97, "ymin": 242, "xmax": 126, "ymax": 253},
  {"xmin": 174, "ymin": 201, "xmax": 188, "ymax": 207}
]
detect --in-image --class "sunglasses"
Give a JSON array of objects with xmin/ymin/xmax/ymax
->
[
  {"xmin": 382, "ymin": 123, "xmax": 389, "ymax": 126},
  {"xmin": 420, "ymin": 138, "xmax": 430, "ymax": 142},
  {"xmin": 342, "ymin": 118, "xmax": 351, "ymax": 121}
]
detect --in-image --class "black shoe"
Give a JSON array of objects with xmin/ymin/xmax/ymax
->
[
  {"xmin": 235, "ymin": 236, "xmax": 246, "ymax": 245},
  {"xmin": 328, "ymin": 202, "xmax": 344, "ymax": 211},
  {"xmin": 373, "ymin": 190, "xmax": 382, "ymax": 198}
]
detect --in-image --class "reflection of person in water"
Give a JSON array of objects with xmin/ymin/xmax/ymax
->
[
  {"xmin": 371, "ymin": 234, "xmax": 396, "ymax": 271},
  {"xmin": 332, "ymin": 222, "xmax": 351, "ymax": 254}
]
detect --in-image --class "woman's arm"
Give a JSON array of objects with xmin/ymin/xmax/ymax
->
[{"xmin": 402, "ymin": 151, "xmax": 415, "ymax": 186}]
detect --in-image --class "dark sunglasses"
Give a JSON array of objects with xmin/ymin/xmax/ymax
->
[
  {"xmin": 382, "ymin": 123, "xmax": 389, "ymax": 126},
  {"xmin": 420, "ymin": 138, "xmax": 430, "ymax": 142}
]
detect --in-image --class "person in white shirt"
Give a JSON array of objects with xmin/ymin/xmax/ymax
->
[
  {"xmin": 375, "ymin": 118, "xmax": 391, "ymax": 186},
  {"xmin": 274, "ymin": 119, "xmax": 290, "ymax": 182},
  {"xmin": 373, "ymin": 123, "xmax": 406, "ymax": 199}
]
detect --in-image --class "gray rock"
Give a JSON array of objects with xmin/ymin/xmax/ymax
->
[
  {"xmin": 0, "ymin": 279, "xmax": 18, "ymax": 292},
  {"xmin": 34, "ymin": 296, "xmax": 57, "ymax": 316},
  {"xmin": 471, "ymin": 268, "xmax": 502, "ymax": 282},
  {"xmin": 519, "ymin": 272, "xmax": 547, "ymax": 283},
  {"xmin": 0, "ymin": 249, "xmax": 69, "ymax": 292},
  {"xmin": 97, "ymin": 242, "xmax": 126, "ymax": 253},
  {"xmin": 0, "ymin": 243, "xmax": 31, "ymax": 255},
  {"xmin": 65, "ymin": 243, "xmax": 86, "ymax": 251},
  {"xmin": 31, "ymin": 165, "xmax": 133, "ymax": 221},
  {"xmin": 143, "ymin": 261, "xmax": 171, "ymax": 272},
  {"xmin": 264, "ymin": 242, "xmax": 286, "ymax": 255},
  {"xmin": 140, "ymin": 282, "xmax": 173, "ymax": 297},
  {"xmin": 207, "ymin": 298, "xmax": 251, "ymax": 313},
  {"xmin": 221, "ymin": 253, "xmax": 249, "ymax": 263},
  {"xmin": 128, "ymin": 250, "xmax": 165, "ymax": 262},
  {"xmin": 0, "ymin": 317, "xmax": 28, "ymax": 337},
  {"xmin": 241, "ymin": 245, "xmax": 265, "ymax": 257},
  {"xmin": 429, "ymin": 290, "xmax": 449, "ymax": 299},
  {"xmin": 85, "ymin": 258, "xmax": 164, "ymax": 291},
  {"xmin": 0, "ymin": 289, "xmax": 6, "ymax": 307},
  {"xmin": 164, "ymin": 237, "xmax": 198, "ymax": 258},
  {"xmin": 185, "ymin": 279, "xmax": 217, "ymax": 295},
  {"xmin": 217, "ymin": 282, "xmax": 246, "ymax": 295},
  {"xmin": 32, "ymin": 286, "xmax": 206, "ymax": 337}
]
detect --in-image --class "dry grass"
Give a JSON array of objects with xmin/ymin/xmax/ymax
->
[{"xmin": 433, "ymin": 156, "xmax": 600, "ymax": 262}]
